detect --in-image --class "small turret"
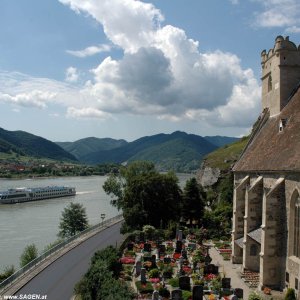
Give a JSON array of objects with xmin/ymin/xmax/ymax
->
[{"xmin": 261, "ymin": 36, "xmax": 300, "ymax": 116}]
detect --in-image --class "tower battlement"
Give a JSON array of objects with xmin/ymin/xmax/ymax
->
[
  {"xmin": 261, "ymin": 36, "xmax": 300, "ymax": 117},
  {"xmin": 261, "ymin": 36, "xmax": 300, "ymax": 64}
]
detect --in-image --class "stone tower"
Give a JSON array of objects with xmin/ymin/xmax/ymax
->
[{"xmin": 261, "ymin": 36, "xmax": 300, "ymax": 116}]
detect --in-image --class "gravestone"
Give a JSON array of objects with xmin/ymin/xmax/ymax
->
[
  {"xmin": 164, "ymin": 257, "xmax": 171, "ymax": 264},
  {"xmin": 203, "ymin": 263, "xmax": 218, "ymax": 275},
  {"xmin": 171, "ymin": 289, "xmax": 183, "ymax": 300},
  {"xmin": 159, "ymin": 244, "xmax": 166, "ymax": 253},
  {"xmin": 222, "ymin": 277, "xmax": 231, "ymax": 289},
  {"xmin": 151, "ymin": 255, "xmax": 157, "ymax": 268},
  {"xmin": 234, "ymin": 288, "xmax": 243, "ymax": 299},
  {"xmin": 178, "ymin": 229, "xmax": 183, "ymax": 241},
  {"xmin": 144, "ymin": 256, "xmax": 152, "ymax": 262},
  {"xmin": 175, "ymin": 240, "xmax": 183, "ymax": 253},
  {"xmin": 179, "ymin": 275, "xmax": 190, "ymax": 291},
  {"xmin": 181, "ymin": 249, "xmax": 188, "ymax": 259},
  {"xmin": 192, "ymin": 285, "xmax": 203, "ymax": 300},
  {"xmin": 144, "ymin": 243, "xmax": 152, "ymax": 252},
  {"xmin": 152, "ymin": 290, "xmax": 159, "ymax": 300},
  {"xmin": 141, "ymin": 268, "xmax": 146, "ymax": 283},
  {"xmin": 127, "ymin": 243, "xmax": 134, "ymax": 251},
  {"xmin": 135, "ymin": 261, "xmax": 142, "ymax": 276}
]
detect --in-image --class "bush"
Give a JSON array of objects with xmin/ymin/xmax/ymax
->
[
  {"xmin": 20, "ymin": 244, "xmax": 38, "ymax": 267},
  {"xmin": 162, "ymin": 265, "xmax": 174, "ymax": 278},
  {"xmin": 135, "ymin": 281, "xmax": 154, "ymax": 294},
  {"xmin": 285, "ymin": 288, "xmax": 296, "ymax": 300},
  {"xmin": 248, "ymin": 291, "xmax": 263, "ymax": 300},
  {"xmin": 168, "ymin": 277, "xmax": 179, "ymax": 288},
  {"xmin": 182, "ymin": 290, "xmax": 192, "ymax": 300},
  {"xmin": 0, "ymin": 265, "xmax": 15, "ymax": 282},
  {"xmin": 148, "ymin": 268, "xmax": 160, "ymax": 278}
]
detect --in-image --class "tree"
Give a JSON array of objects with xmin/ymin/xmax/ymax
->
[
  {"xmin": 181, "ymin": 178, "xmax": 206, "ymax": 226},
  {"xmin": 59, "ymin": 202, "xmax": 88, "ymax": 238},
  {"xmin": 74, "ymin": 246, "xmax": 134, "ymax": 300},
  {"xmin": 285, "ymin": 288, "xmax": 296, "ymax": 300},
  {"xmin": 20, "ymin": 244, "xmax": 38, "ymax": 267},
  {"xmin": 103, "ymin": 161, "xmax": 182, "ymax": 232}
]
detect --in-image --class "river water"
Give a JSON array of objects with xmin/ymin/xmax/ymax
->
[{"xmin": 0, "ymin": 174, "xmax": 193, "ymax": 271}]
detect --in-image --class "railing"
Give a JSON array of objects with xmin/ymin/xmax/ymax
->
[{"xmin": 0, "ymin": 214, "xmax": 123, "ymax": 291}]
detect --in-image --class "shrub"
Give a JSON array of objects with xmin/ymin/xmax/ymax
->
[
  {"xmin": 20, "ymin": 244, "xmax": 38, "ymax": 267},
  {"xmin": 148, "ymin": 268, "xmax": 160, "ymax": 278},
  {"xmin": 135, "ymin": 281, "xmax": 154, "ymax": 294},
  {"xmin": 248, "ymin": 291, "xmax": 263, "ymax": 300},
  {"xmin": 162, "ymin": 265, "xmax": 174, "ymax": 278},
  {"xmin": 182, "ymin": 290, "xmax": 192, "ymax": 300},
  {"xmin": 285, "ymin": 288, "xmax": 296, "ymax": 300},
  {"xmin": 168, "ymin": 277, "xmax": 179, "ymax": 288}
]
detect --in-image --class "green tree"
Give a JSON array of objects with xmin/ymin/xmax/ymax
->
[
  {"xmin": 181, "ymin": 177, "xmax": 206, "ymax": 226},
  {"xmin": 59, "ymin": 202, "xmax": 89, "ymax": 238},
  {"xmin": 20, "ymin": 244, "xmax": 38, "ymax": 267},
  {"xmin": 103, "ymin": 161, "xmax": 182, "ymax": 232},
  {"xmin": 285, "ymin": 288, "xmax": 296, "ymax": 300},
  {"xmin": 74, "ymin": 246, "xmax": 134, "ymax": 300}
]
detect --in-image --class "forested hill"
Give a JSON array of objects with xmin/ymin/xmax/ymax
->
[
  {"xmin": 56, "ymin": 137, "xmax": 127, "ymax": 161},
  {"xmin": 60, "ymin": 131, "xmax": 239, "ymax": 172},
  {"xmin": 0, "ymin": 127, "xmax": 77, "ymax": 162}
]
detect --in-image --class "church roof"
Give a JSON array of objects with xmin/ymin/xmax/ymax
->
[
  {"xmin": 247, "ymin": 228, "xmax": 262, "ymax": 244},
  {"xmin": 233, "ymin": 86, "xmax": 300, "ymax": 172}
]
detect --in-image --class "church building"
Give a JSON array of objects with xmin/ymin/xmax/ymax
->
[{"xmin": 231, "ymin": 36, "xmax": 300, "ymax": 294}]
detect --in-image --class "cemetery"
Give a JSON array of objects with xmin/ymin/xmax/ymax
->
[{"xmin": 118, "ymin": 229, "xmax": 243, "ymax": 300}]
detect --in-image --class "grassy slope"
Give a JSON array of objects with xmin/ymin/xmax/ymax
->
[{"xmin": 203, "ymin": 136, "xmax": 249, "ymax": 171}]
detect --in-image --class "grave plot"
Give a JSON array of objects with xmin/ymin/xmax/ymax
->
[{"xmin": 117, "ymin": 232, "xmax": 243, "ymax": 300}]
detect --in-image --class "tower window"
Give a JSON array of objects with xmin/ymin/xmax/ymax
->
[{"xmin": 268, "ymin": 75, "xmax": 272, "ymax": 92}]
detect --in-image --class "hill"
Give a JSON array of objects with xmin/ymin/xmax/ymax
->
[
  {"xmin": 77, "ymin": 131, "xmax": 222, "ymax": 172},
  {"xmin": 0, "ymin": 127, "xmax": 77, "ymax": 162},
  {"xmin": 197, "ymin": 136, "xmax": 249, "ymax": 187},
  {"xmin": 56, "ymin": 137, "xmax": 127, "ymax": 161},
  {"xmin": 203, "ymin": 136, "xmax": 239, "ymax": 148}
]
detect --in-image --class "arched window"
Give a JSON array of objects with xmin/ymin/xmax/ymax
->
[
  {"xmin": 250, "ymin": 244, "xmax": 257, "ymax": 256},
  {"xmin": 268, "ymin": 75, "xmax": 272, "ymax": 92},
  {"xmin": 294, "ymin": 196, "xmax": 300, "ymax": 257}
]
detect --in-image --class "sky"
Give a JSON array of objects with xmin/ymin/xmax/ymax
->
[{"xmin": 0, "ymin": 0, "xmax": 300, "ymax": 142}]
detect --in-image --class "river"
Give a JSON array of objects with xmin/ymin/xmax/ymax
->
[{"xmin": 0, "ymin": 174, "xmax": 193, "ymax": 271}]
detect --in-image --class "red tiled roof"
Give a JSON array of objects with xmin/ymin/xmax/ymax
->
[{"xmin": 233, "ymin": 87, "xmax": 300, "ymax": 172}]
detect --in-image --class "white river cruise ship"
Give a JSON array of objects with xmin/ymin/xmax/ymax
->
[{"xmin": 0, "ymin": 186, "xmax": 76, "ymax": 204}]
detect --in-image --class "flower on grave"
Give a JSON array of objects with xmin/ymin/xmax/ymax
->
[
  {"xmin": 149, "ymin": 278, "xmax": 160, "ymax": 283},
  {"xmin": 205, "ymin": 273, "xmax": 217, "ymax": 281},
  {"xmin": 208, "ymin": 294, "xmax": 215, "ymax": 300},
  {"xmin": 120, "ymin": 257, "xmax": 135, "ymax": 264}
]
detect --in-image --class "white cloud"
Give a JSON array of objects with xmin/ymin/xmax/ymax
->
[
  {"xmin": 66, "ymin": 107, "xmax": 111, "ymax": 120},
  {"xmin": 59, "ymin": 0, "xmax": 260, "ymax": 128},
  {"xmin": 229, "ymin": 0, "xmax": 239, "ymax": 4},
  {"xmin": 2, "ymin": 0, "xmax": 262, "ymax": 129},
  {"xmin": 65, "ymin": 66, "xmax": 79, "ymax": 83},
  {"xmin": 66, "ymin": 44, "xmax": 111, "ymax": 57},
  {"xmin": 253, "ymin": 0, "xmax": 300, "ymax": 29},
  {"xmin": 0, "ymin": 90, "xmax": 56, "ymax": 109}
]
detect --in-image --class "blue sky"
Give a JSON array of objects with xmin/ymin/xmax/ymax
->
[{"xmin": 0, "ymin": 0, "xmax": 300, "ymax": 142}]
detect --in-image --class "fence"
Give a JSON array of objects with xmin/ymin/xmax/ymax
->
[{"xmin": 0, "ymin": 214, "xmax": 123, "ymax": 291}]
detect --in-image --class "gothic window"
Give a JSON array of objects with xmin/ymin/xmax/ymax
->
[
  {"xmin": 268, "ymin": 75, "xmax": 272, "ymax": 92},
  {"xmin": 293, "ymin": 196, "xmax": 300, "ymax": 257},
  {"xmin": 250, "ymin": 244, "xmax": 257, "ymax": 256}
]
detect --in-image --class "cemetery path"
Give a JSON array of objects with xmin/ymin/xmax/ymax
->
[
  {"xmin": 14, "ymin": 221, "xmax": 124, "ymax": 300},
  {"xmin": 209, "ymin": 247, "xmax": 253, "ymax": 299}
]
